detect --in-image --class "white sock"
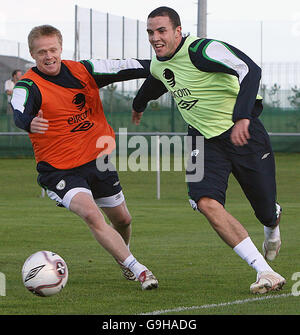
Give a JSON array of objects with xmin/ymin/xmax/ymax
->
[
  {"xmin": 233, "ymin": 237, "xmax": 273, "ymax": 273},
  {"xmin": 122, "ymin": 254, "xmax": 147, "ymax": 279},
  {"xmin": 264, "ymin": 225, "xmax": 280, "ymax": 240}
]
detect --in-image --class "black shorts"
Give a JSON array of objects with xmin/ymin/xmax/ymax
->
[
  {"xmin": 37, "ymin": 159, "xmax": 123, "ymax": 209},
  {"xmin": 186, "ymin": 118, "xmax": 278, "ymax": 227}
]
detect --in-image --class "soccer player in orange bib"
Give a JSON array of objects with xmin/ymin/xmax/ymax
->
[{"xmin": 11, "ymin": 25, "xmax": 158, "ymax": 290}]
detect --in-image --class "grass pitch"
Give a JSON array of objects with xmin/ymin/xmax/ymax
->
[{"xmin": 0, "ymin": 153, "xmax": 299, "ymax": 315}]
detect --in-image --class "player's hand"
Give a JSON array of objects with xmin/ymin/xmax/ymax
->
[
  {"xmin": 30, "ymin": 110, "xmax": 49, "ymax": 134},
  {"xmin": 230, "ymin": 119, "xmax": 250, "ymax": 146},
  {"xmin": 132, "ymin": 109, "xmax": 143, "ymax": 125}
]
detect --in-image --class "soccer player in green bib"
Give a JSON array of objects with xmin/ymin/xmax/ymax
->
[{"xmin": 132, "ymin": 6, "xmax": 285, "ymax": 294}]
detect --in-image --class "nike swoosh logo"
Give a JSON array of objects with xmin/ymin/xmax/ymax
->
[{"xmin": 189, "ymin": 39, "xmax": 205, "ymax": 53}]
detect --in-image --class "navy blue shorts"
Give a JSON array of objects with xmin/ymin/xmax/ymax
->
[
  {"xmin": 186, "ymin": 118, "xmax": 278, "ymax": 227},
  {"xmin": 37, "ymin": 158, "xmax": 123, "ymax": 209}
]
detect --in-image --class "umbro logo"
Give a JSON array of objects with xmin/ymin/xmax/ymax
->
[
  {"xmin": 178, "ymin": 99, "xmax": 198, "ymax": 110},
  {"xmin": 261, "ymin": 153, "xmax": 270, "ymax": 160},
  {"xmin": 70, "ymin": 121, "xmax": 94, "ymax": 132},
  {"xmin": 24, "ymin": 265, "xmax": 45, "ymax": 282},
  {"xmin": 115, "ymin": 193, "xmax": 121, "ymax": 200}
]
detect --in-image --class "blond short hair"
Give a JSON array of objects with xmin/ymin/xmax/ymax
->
[{"xmin": 28, "ymin": 25, "xmax": 63, "ymax": 53}]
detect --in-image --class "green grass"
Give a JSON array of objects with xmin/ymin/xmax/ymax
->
[{"xmin": 0, "ymin": 153, "xmax": 299, "ymax": 315}]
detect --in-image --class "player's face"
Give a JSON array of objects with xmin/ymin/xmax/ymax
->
[
  {"xmin": 14, "ymin": 71, "xmax": 22, "ymax": 81},
  {"xmin": 30, "ymin": 35, "xmax": 62, "ymax": 76},
  {"xmin": 147, "ymin": 16, "xmax": 182, "ymax": 58}
]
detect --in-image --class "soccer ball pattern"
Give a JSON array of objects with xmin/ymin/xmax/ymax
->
[{"xmin": 22, "ymin": 251, "xmax": 68, "ymax": 297}]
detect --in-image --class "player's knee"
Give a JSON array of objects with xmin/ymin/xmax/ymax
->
[
  {"xmin": 197, "ymin": 197, "xmax": 219, "ymax": 215},
  {"xmin": 258, "ymin": 215, "xmax": 277, "ymax": 227},
  {"xmin": 255, "ymin": 211, "xmax": 277, "ymax": 228},
  {"xmin": 113, "ymin": 214, "xmax": 132, "ymax": 228}
]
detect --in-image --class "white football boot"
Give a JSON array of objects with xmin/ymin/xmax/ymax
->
[
  {"xmin": 250, "ymin": 271, "xmax": 286, "ymax": 294},
  {"xmin": 138, "ymin": 270, "xmax": 158, "ymax": 290},
  {"xmin": 263, "ymin": 203, "xmax": 282, "ymax": 261}
]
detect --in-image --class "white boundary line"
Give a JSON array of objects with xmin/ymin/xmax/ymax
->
[{"xmin": 139, "ymin": 293, "xmax": 293, "ymax": 315}]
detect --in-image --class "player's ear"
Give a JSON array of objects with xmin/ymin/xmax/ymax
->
[
  {"xmin": 175, "ymin": 25, "xmax": 182, "ymax": 37},
  {"xmin": 30, "ymin": 49, "xmax": 35, "ymax": 59}
]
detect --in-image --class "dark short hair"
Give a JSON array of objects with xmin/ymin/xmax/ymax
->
[
  {"xmin": 12, "ymin": 69, "xmax": 21, "ymax": 77},
  {"xmin": 148, "ymin": 6, "xmax": 181, "ymax": 29}
]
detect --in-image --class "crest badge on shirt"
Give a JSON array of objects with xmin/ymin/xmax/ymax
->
[{"xmin": 163, "ymin": 68, "xmax": 176, "ymax": 87}]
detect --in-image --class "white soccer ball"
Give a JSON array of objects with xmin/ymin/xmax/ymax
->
[{"xmin": 22, "ymin": 251, "xmax": 68, "ymax": 297}]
